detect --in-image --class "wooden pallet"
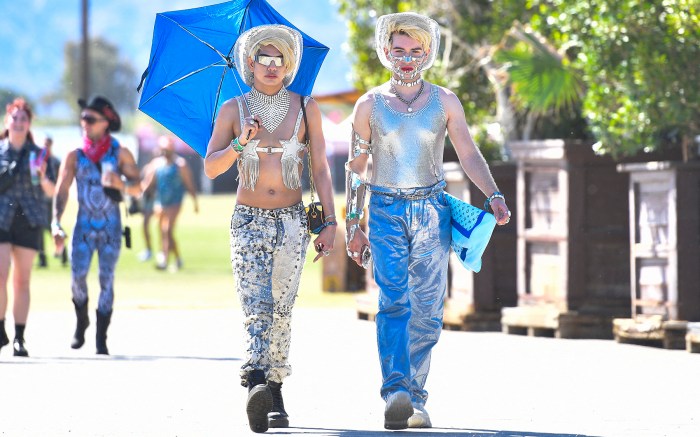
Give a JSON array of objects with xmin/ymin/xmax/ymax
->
[
  {"xmin": 613, "ymin": 317, "xmax": 688, "ymax": 350},
  {"xmin": 687, "ymin": 323, "xmax": 700, "ymax": 353}
]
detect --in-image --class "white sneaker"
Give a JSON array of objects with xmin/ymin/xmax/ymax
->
[
  {"xmin": 407, "ymin": 405, "xmax": 432, "ymax": 428},
  {"xmin": 138, "ymin": 249, "xmax": 152, "ymax": 262},
  {"xmin": 168, "ymin": 259, "xmax": 182, "ymax": 273},
  {"xmin": 384, "ymin": 391, "xmax": 412, "ymax": 430},
  {"xmin": 155, "ymin": 253, "xmax": 167, "ymax": 270}
]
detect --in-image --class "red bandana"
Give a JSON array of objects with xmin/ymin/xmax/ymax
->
[{"xmin": 82, "ymin": 134, "xmax": 111, "ymax": 163}]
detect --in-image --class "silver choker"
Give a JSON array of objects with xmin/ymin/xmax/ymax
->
[
  {"xmin": 391, "ymin": 77, "xmax": 422, "ymax": 87},
  {"xmin": 246, "ymin": 86, "xmax": 290, "ymax": 133}
]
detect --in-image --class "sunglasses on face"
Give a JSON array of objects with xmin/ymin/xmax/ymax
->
[
  {"xmin": 81, "ymin": 114, "xmax": 106, "ymax": 125},
  {"xmin": 255, "ymin": 54, "xmax": 284, "ymax": 68}
]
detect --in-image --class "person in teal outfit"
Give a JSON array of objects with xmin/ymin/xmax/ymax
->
[{"xmin": 142, "ymin": 135, "xmax": 198, "ymax": 271}]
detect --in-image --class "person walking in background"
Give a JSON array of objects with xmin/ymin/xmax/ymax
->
[
  {"xmin": 137, "ymin": 157, "xmax": 156, "ymax": 263},
  {"xmin": 0, "ymin": 98, "xmax": 56, "ymax": 357},
  {"xmin": 204, "ymin": 25, "xmax": 336, "ymax": 433},
  {"xmin": 52, "ymin": 96, "xmax": 140, "ymax": 355},
  {"xmin": 141, "ymin": 135, "xmax": 198, "ymax": 271},
  {"xmin": 345, "ymin": 12, "xmax": 511, "ymax": 430},
  {"xmin": 36, "ymin": 135, "xmax": 66, "ymax": 268}
]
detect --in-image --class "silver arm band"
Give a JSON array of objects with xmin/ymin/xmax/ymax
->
[
  {"xmin": 345, "ymin": 162, "xmax": 366, "ymax": 223},
  {"xmin": 352, "ymin": 130, "xmax": 372, "ymax": 158}
]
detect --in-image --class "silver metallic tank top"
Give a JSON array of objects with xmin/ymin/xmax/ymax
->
[{"xmin": 369, "ymin": 84, "xmax": 446, "ymax": 188}]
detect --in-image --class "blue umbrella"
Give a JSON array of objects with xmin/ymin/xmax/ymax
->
[{"xmin": 137, "ymin": 0, "xmax": 330, "ymax": 157}]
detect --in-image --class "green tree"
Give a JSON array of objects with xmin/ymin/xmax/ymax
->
[
  {"xmin": 0, "ymin": 88, "xmax": 34, "ymax": 112},
  {"xmin": 530, "ymin": 0, "xmax": 700, "ymax": 159},
  {"xmin": 62, "ymin": 37, "xmax": 138, "ymax": 117},
  {"xmin": 494, "ymin": 22, "xmax": 586, "ymax": 140},
  {"xmin": 335, "ymin": 0, "xmax": 586, "ymax": 160}
]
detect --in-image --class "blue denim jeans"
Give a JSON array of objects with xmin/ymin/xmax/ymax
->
[
  {"xmin": 368, "ymin": 181, "xmax": 451, "ymax": 407},
  {"xmin": 229, "ymin": 202, "xmax": 310, "ymax": 385}
]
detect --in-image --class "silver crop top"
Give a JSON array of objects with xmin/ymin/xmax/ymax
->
[{"xmin": 368, "ymin": 84, "xmax": 447, "ymax": 188}]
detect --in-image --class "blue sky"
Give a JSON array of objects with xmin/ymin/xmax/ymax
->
[{"xmin": 0, "ymin": 0, "xmax": 353, "ymax": 101}]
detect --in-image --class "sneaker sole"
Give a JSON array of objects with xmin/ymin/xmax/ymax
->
[
  {"xmin": 268, "ymin": 415, "xmax": 289, "ymax": 428},
  {"xmin": 247, "ymin": 385, "xmax": 273, "ymax": 433},
  {"xmin": 384, "ymin": 392, "xmax": 413, "ymax": 430}
]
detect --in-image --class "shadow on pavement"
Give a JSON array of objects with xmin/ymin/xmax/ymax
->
[
  {"xmin": 0, "ymin": 355, "xmax": 240, "ymax": 364},
  {"xmin": 271, "ymin": 427, "xmax": 600, "ymax": 436}
]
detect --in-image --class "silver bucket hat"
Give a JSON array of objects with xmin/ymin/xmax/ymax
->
[
  {"xmin": 233, "ymin": 24, "xmax": 303, "ymax": 87},
  {"xmin": 374, "ymin": 12, "xmax": 440, "ymax": 72}
]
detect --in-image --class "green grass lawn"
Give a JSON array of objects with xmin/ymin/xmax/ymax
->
[{"xmin": 28, "ymin": 194, "xmax": 357, "ymax": 312}]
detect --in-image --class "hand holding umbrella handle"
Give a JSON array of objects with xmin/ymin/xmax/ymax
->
[{"xmin": 243, "ymin": 116, "xmax": 260, "ymax": 140}]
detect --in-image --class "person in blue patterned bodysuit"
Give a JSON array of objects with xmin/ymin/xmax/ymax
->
[{"xmin": 52, "ymin": 96, "xmax": 140, "ymax": 355}]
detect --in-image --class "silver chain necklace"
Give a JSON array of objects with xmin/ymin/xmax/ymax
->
[
  {"xmin": 390, "ymin": 80, "xmax": 425, "ymax": 113},
  {"xmin": 246, "ymin": 86, "xmax": 290, "ymax": 133}
]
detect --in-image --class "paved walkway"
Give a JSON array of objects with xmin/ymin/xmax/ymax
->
[{"xmin": 1, "ymin": 307, "xmax": 698, "ymax": 436}]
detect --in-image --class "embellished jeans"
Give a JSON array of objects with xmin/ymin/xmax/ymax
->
[
  {"xmin": 229, "ymin": 202, "xmax": 309, "ymax": 385},
  {"xmin": 368, "ymin": 182, "xmax": 451, "ymax": 407}
]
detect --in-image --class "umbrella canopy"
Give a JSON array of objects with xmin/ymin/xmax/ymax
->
[{"xmin": 137, "ymin": 0, "xmax": 330, "ymax": 157}]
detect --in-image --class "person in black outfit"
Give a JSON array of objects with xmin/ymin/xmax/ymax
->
[{"xmin": 0, "ymin": 98, "xmax": 56, "ymax": 357}]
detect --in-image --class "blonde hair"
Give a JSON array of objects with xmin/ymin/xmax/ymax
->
[
  {"xmin": 251, "ymin": 36, "xmax": 295, "ymax": 71},
  {"xmin": 387, "ymin": 22, "xmax": 432, "ymax": 51}
]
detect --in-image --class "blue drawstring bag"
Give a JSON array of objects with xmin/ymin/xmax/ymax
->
[{"xmin": 444, "ymin": 192, "xmax": 497, "ymax": 272}]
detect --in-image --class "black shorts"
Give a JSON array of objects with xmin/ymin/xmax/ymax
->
[{"xmin": 0, "ymin": 207, "xmax": 41, "ymax": 251}]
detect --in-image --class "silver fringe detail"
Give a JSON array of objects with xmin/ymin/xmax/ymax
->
[
  {"xmin": 237, "ymin": 145, "xmax": 260, "ymax": 190},
  {"xmin": 246, "ymin": 86, "xmax": 290, "ymax": 133},
  {"xmin": 281, "ymin": 154, "xmax": 302, "ymax": 190}
]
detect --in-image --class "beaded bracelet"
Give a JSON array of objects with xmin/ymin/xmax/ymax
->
[
  {"xmin": 484, "ymin": 191, "xmax": 505, "ymax": 210},
  {"xmin": 346, "ymin": 211, "xmax": 363, "ymax": 221},
  {"xmin": 314, "ymin": 221, "xmax": 337, "ymax": 233},
  {"xmin": 229, "ymin": 137, "xmax": 245, "ymax": 153}
]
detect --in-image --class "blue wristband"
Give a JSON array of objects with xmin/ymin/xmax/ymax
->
[{"xmin": 484, "ymin": 191, "xmax": 505, "ymax": 210}]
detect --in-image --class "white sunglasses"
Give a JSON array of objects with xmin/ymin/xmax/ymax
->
[{"xmin": 255, "ymin": 54, "xmax": 284, "ymax": 67}]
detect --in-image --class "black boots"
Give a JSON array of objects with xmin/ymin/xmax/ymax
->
[
  {"xmin": 96, "ymin": 310, "xmax": 112, "ymax": 355},
  {"xmin": 268, "ymin": 381, "xmax": 289, "ymax": 428},
  {"xmin": 12, "ymin": 324, "xmax": 28, "ymax": 357},
  {"xmin": 71, "ymin": 304, "xmax": 110, "ymax": 355},
  {"xmin": 71, "ymin": 300, "xmax": 90, "ymax": 349},
  {"xmin": 0, "ymin": 320, "xmax": 9, "ymax": 354},
  {"xmin": 1, "ymin": 321, "xmax": 28, "ymax": 357},
  {"xmin": 246, "ymin": 369, "xmax": 272, "ymax": 433}
]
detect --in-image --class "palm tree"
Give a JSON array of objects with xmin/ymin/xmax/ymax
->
[{"xmin": 493, "ymin": 22, "xmax": 585, "ymax": 141}]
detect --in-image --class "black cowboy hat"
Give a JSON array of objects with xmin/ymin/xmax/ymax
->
[{"xmin": 78, "ymin": 96, "xmax": 121, "ymax": 132}]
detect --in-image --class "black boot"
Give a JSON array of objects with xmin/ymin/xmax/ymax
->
[
  {"xmin": 246, "ymin": 369, "xmax": 272, "ymax": 433},
  {"xmin": 268, "ymin": 381, "xmax": 289, "ymax": 428},
  {"xmin": 13, "ymin": 324, "xmax": 28, "ymax": 357},
  {"xmin": 95, "ymin": 310, "xmax": 112, "ymax": 355},
  {"xmin": 71, "ymin": 300, "xmax": 90, "ymax": 349},
  {"xmin": 0, "ymin": 320, "xmax": 9, "ymax": 353}
]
